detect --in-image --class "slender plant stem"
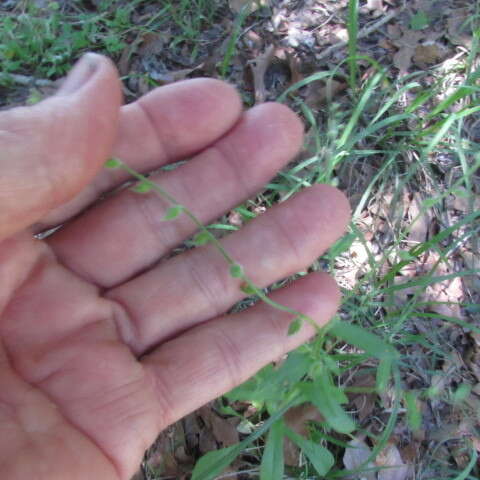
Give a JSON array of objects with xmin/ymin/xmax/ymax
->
[{"xmin": 107, "ymin": 158, "xmax": 320, "ymax": 334}]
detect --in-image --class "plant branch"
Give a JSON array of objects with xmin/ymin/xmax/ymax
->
[{"xmin": 107, "ymin": 158, "xmax": 321, "ymax": 334}]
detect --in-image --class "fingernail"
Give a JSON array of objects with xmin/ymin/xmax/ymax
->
[{"xmin": 57, "ymin": 53, "xmax": 100, "ymax": 95}]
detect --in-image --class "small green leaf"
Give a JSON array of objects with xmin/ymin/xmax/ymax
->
[
  {"xmin": 323, "ymin": 355, "xmax": 341, "ymax": 376},
  {"xmin": 229, "ymin": 263, "xmax": 244, "ymax": 278},
  {"xmin": 163, "ymin": 204, "xmax": 184, "ymax": 221},
  {"xmin": 191, "ymin": 445, "xmax": 239, "ymax": 480},
  {"xmin": 226, "ymin": 351, "xmax": 310, "ymax": 404},
  {"xmin": 410, "ymin": 10, "xmax": 430, "ymax": 30},
  {"xmin": 329, "ymin": 320, "xmax": 398, "ymax": 361},
  {"xmin": 426, "ymin": 382, "xmax": 442, "ymax": 399},
  {"xmin": 452, "ymin": 383, "xmax": 472, "ymax": 404},
  {"xmin": 192, "ymin": 231, "xmax": 211, "ymax": 246},
  {"xmin": 192, "ymin": 403, "xmax": 293, "ymax": 480},
  {"xmin": 287, "ymin": 317, "xmax": 303, "ymax": 335},
  {"xmin": 240, "ymin": 282, "xmax": 257, "ymax": 295},
  {"xmin": 131, "ymin": 181, "xmax": 152, "ymax": 194},
  {"xmin": 302, "ymin": 375, "xmax": 356, "ymax": 434},
  {"xmin": 260, "ymin": 421, "xmax": 284, "ymax": 480},
  {"xmin": 285, "ymin": 428, "xmax": 334, "ymax": 476},
  {"xmin": 405, "ymin": 390, "xmax": 422, "ymax": 431},
  {"xmin": 398, "ymin": 250, "xmax": 415, "ymax": 261},
  {"xmin": 104, "ymin": 158, "xmax": 121, "ymax": 169},
  {"xmin": 376, "ymin": 357, "xmax": 392, "ymax": 393},
  {"xmin": 327, "ymin": 232, "xmax": 356, "ymax": 258}
]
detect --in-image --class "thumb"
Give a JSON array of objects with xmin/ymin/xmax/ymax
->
[{"xmin": 0, "ymin": 53, "xmax": 122, "ymax": 241}]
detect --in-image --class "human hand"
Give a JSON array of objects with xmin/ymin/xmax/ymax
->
[{"xmin": 0, "ymin": 54, "xmax": 350, "ymax": 479}]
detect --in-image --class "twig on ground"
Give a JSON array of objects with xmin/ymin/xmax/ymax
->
[{"xmin": 249, "ymin": 44, "xmax": 276, "ymax": 104}]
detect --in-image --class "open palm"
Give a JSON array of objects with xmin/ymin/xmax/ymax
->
[{"xmin": 0, "ymin": 54, "xmax": 349, "ymax": 479}]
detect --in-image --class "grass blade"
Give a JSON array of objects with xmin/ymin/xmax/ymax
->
[
  {"xmin": 302, "ymin": 375, "xmax": 356, "ymax": 434},
  {"xmin": 285, "ymin": 428, "xmax": 334, "ymax": 476},
  {"xmin": 260, "ymin": 421, "xmax": 284, "ymax": 480},
  {"xmin": 347, "ymin": 0, "xmax": 359, "ymax": 90},
  {"xmin": 191, "ymin": 400, "xmax": 295, "ymax": 480},
  {"xmin": 329, "ymin": 320, "xmax": 398, "ymax": 361}
]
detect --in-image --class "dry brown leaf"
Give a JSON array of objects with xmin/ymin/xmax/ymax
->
[
  {"xmin": 426, "ymin": 275, "xmax": 464, "ymax": 320},
  {"xmin": 343, "ymin": 438, "xmax": 376, "ymax": 480},
  {"xmin": 150, "ymin": 64, "xmax": 204, "ymax": 85},
  {"xmin": 392, "ymin": 275, "xmax": 419, "ymax": 307},
  {"xmin": 130, "ymin": 470, "xmax": 145, "ymax": 480},
  {"xmin": 447, "ymin": 187, "xmax": 480, "ymax": 213},
  {"xmin": 136, "ymin": 76, "xmax": 151, "ymax": 96},
  {"xmin": 393, "ymin": 46, "xmax": 415, "ymax": 74},
  {"xmin": 413, "ymin": 43, "xmax": 447, "ymax": 69},
  {"xmin": 393, "ymin": 247, "xmax": 466, "ymax": 319},
  {"xmin": 138, "ymin": 32, "xmax": 170, "ymax": 57},
  {"xmin": 366, "ymin": 0, "xmax": 385, "ymax": 17},
  {"xmin": 183, "ymin": 412, "xmax": 202, "ymax": 451},
  {"xmin": 349, "ymin": 373, "xmax": 377, "ymax": 422},
  {"xmin": 284, "ymin": 403, "xmax": 324, "ymax": 436},
  {"xmin": 387, "ymin": 23, "xmax": 402, "ymax": 40},
  {"xmin": 379, "ymin": 38, "xmax": 396, "ymax": 51},
  {"xmin": 460, "ymin": 249, "xmax": 480, "ymax": 298},
  {"xmin": 243, "ymin": 29, "xmax": 263, "ymax": 53},
  {"xmin": 198, "ymin": 427, "xmax": 217, "ymax": 455},
  {"xmin": 198, "ymin": 406, "xmax": 240, "ymax": 449},
  {"xmin": 249, "ymin": 44, "xmax": 276, "ymax": 104},
  {"xmin": 399, "ymin": 443, "xmax": 417, "ymax": 465},
  {"xmin": 407, "ymin": 193, "xmax": 432, "ymax": 245},
  {"xmin": 118, "ymin": 45, "xmax": 134, "ymax": 77},
  {"xmin": 452, "ymin": 445, "xmax": 471, "ymax": 469},
  {"xmin": 286, "ymin": 51, "xmax": 303, "ymax": 86},
  {"xmin": 334, "ymin": 27, "xmax": 349, "ymax": 43},
  {"xmin": 376, "ymin": 443, "xmax": 410, "ymax": 480},
  {"xmin": 305, "ymin": 79, "xmax": 347, "ymax": 109},
  {"xmin": 447, "ymin": 8, "xmax": 473, "ymax": 48},
  {"xmin": 393, "ymin": 30, "xmax": 424, "ymax": 74},
  {"xmin": 283, "ymin": 437, "xmax": 300, "ymax": 466},
  {"xmin": 144, "ymin": 423, "xmax": 190, "ymax": 478},
  {"xmin": 283, "ymin": 403, "xmax": 324, "ymax": 466},
  {"xmin": 429, "ymin": 422, "xmax": 465, "ymax": 442}
]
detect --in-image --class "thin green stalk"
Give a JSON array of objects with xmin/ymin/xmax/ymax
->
[
  {"xmin": 106, "ymin": 158, "xmax": 320, "ymax": 334},
  {"xmin": 347, "ymin": 0, "xmax": 359, "ymax": 91},
  {"xmin": 220, "ymin": 4, "xmax": 249, "ymax": 79}
]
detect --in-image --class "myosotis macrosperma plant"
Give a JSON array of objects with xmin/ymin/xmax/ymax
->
[
  {"xmin": 103, "ymin": 157, "xmax": 399, "ymax": 480},
  {"xmin": 105, "ymin": 157, "xmax": 316, "ymax": 336}
]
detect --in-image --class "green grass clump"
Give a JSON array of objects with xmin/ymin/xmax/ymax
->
[
  {"xmin": 0, "ymin": 0, "xmax": 217, "ymax": 85},
  {"xmin": 0, "ymin": 1, "xmax": 130, "ymax": 79},
  {"xmin": 189, "ymin": 6, "xmax": 480, "ymax": 478}
]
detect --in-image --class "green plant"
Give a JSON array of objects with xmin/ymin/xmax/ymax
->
[
  {"xmin": 102, "ymin": 155, "xmax": 399, "ymax": 479},
  {"xmin": 185, "ymin": 20, "xmax": 480, "ymax": 479},
  {"xmin": 105, "ymin": 157, "xmax": 323, "ymax": 335}
]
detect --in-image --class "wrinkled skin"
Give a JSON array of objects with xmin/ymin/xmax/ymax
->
[{"xmin": 0, "ymin": 54, "xmax": 350, "ymax": 479}]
